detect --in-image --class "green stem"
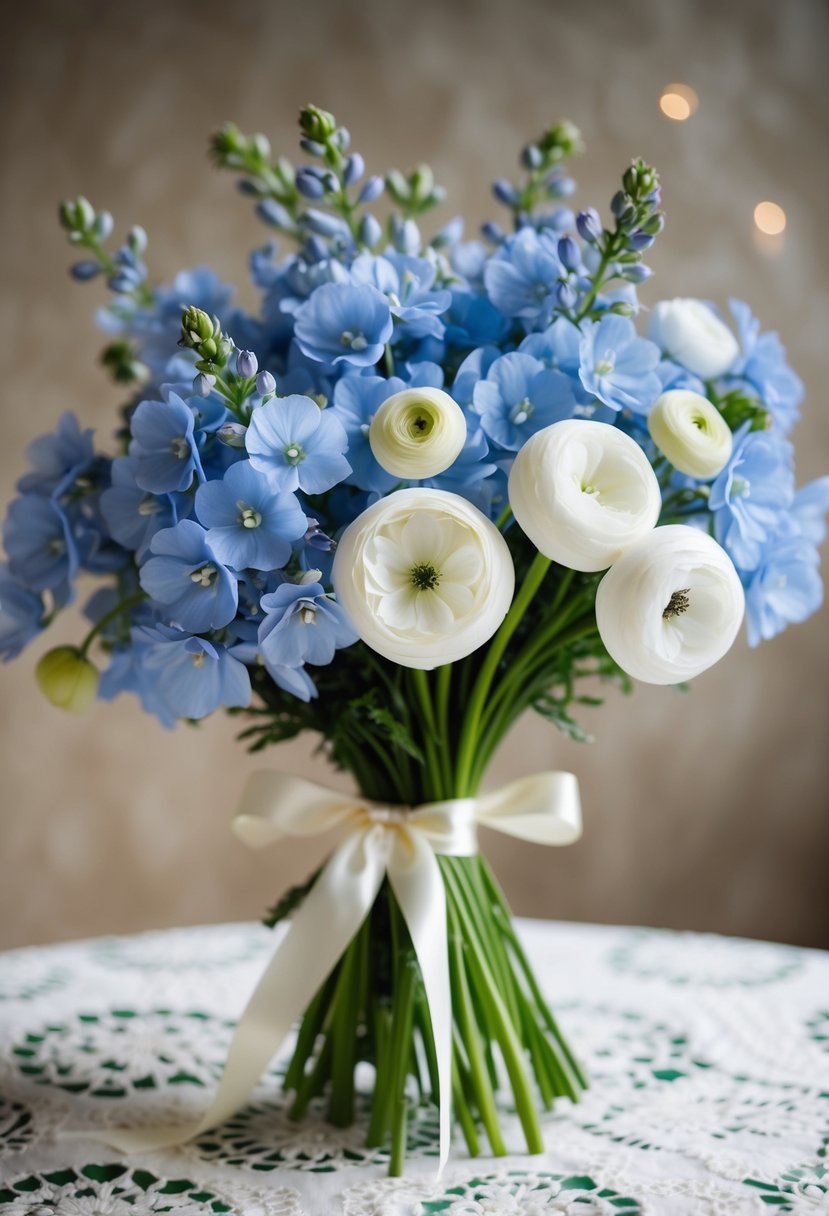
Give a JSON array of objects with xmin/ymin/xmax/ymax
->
[
  {"xmin": 79, "ymin": 591, "xmax": 146, "ymax": 656},
  {"xmin": 410, "ymin": 668, "xmax": 445, "ymax": 801},
  {"xmin": 388, "ymin": 957, "xmax": 417, "ymax": 1175},
  {"xmin": 455, "ymin": 552, "xmax": 552, "ymax": 795},
  {"xmin": 574, "ymin": 234, "xmax": 619, "ymax": 321},
  {"xmin": 442, "ymin": 863, "xmax": 543, "ymax": 1153}
]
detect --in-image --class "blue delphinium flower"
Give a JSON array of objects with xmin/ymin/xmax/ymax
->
[
  {"xmin": 140, "ymin": 519, "xmax": 238, "ymax": 632},
  {"xmin": 745, "ymin": 535, "xmax": 823, "ymax": 647},
  {"xmin": 194, "ymin": 460, "xmax": 307, "ymax": 571},
  {"xmin": 483, "ymin": 228, "xmax": 564, "ymax": 329},
  {"xmin": 229, "ymin": 628, "xmax": 319, "ymax": 703},
  {"xmin": 473, "ymin": 351, "xmax": 577, "ymax": 451},
  {"xmin": 792, "ymin": 476, "xmax": 829, "ymax": 544},
  {"xmin": 18, "ymin": 413, "xmax": 95, "ymax": 496},
  {"xmin": 293, "ymin": 282, "xmax": 393, "ymax": 367},
  {"xmin": 423, "ymin": 414, "xmax": 499, "ymax": 514},
  {"xmin": 245, "ymin": 395, "xmax": 351, "ymax": 494},
  {"xmin": 258, "ymin": 579, "xmax": 358, "ymax": 668},
  {"xmin": 452, "ymin": 346, "xmax": 500, "ymax": 409},
  {"xmin": 350, "ymin": 253, "xmax": 452, "ymax": 341},
  {"xmin": 0, "ymin": 565, "xmax": 44, "ymax": 659},
  {"xmin": 709, "ymin": 427, "xmax": 794, "ymax": 571},
  {"xmin": 129, "ymin": 392, "xmax": 204, "ymax": 493},
  {"xmin": 100, "ymin": 456, "xmax": 177, "ymax": 560},
  {"xmin": 729, "ymin": 300, "xmax": 804, "ymax": 434},
  {"xmin": 3, "ymin": 495, "xmax": 77, "ymax": 593},
  {"xmin": 138, "ymin": 625, "xmax": 251, "ymax": 720},
  {"xmin": 329, "ymin": 375, "xmax": 407, "ymax": 494},
  {"xmin": 578, "ymin": 315, "xmax": 662, "ymax": 414},
  {"xmin": 444, "ymin": 288, "xmax": 510, "ymax": 349}
]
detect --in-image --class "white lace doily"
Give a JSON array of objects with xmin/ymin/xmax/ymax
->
[{"xmin": 0, "ymin": 919, "xmax": 826, "ymax": 1214}]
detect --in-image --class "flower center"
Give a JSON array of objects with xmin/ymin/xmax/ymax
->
[
  {"xmin": 192, "ymin": 651, "xmax": 206, "ymax": 668},
  {"xmin": 298, "ymin": 601, "xmax": 317, "ymax": 625},
  {"xmin": 662, "ymin": 588, "xmax": 691, "ymax": 620},
  {"xmin": 509, "ymin": 398, "xmax": 534, "ymax": 426},
  {"xmin": 410, "ymin": 562, "xmax": 441, "ymax": 591},
  {"xmin": 48, "ymin": 537, "xmax": 66, "ymax": 555},
  {"xmin": 236, "ymin": 500, "xmax": 262, "ymax": 529},
  {"xmin": 596, "ymin": 350, "xmax": 617, "ymax": 377},
  {"xmin": 170, "ymin": 436, "xmax": 190, "ymax": 460},
  {"xmin": 731, "ymin": 475, "xmax": 748, "ymax": 498},
  {"xmin": 284, "ymin": 443, "xmax": 306, "ymax": 465},
  {"xmin": 407, "ymin": 409, "xmax": 434, "ymax": 439},
  {"xmin": 190, "ymin": 564, "xmax": 218, "ymax": 588},
  {"xmin": 341, "ymin": 329, "xmax": 368, "ymax": 352},
  {"xmin": 137, "ymin": 494, "xmax": 162, "ymax": 517}
]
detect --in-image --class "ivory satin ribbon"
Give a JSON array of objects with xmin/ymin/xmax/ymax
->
[{"xmin": 69, "ymin": 770, "xmax": 582, "ymax": 1172}]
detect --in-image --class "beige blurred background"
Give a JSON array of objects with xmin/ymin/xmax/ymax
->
[{"xmin": 1, "ymin": 0, "xmax": 827, "ymax": 951}]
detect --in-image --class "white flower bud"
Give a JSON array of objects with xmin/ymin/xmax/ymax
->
[
  {"xmin": 647, "ymin": 298, "xmax": 739, "ymax": 380},
  {"xmin": 508, "ymin": 420, "xmax": 662, "ymax": 572},
  {"xmin": 595, "ymin": 524, "xmax": 745, "ymax": 685},
  {"xmin": 648, "ymin": 390, "xmax": 733, "ymax": 479},
  {"xmin": 369, "ymin": 388, "xmax": 466, "ymax": 480},
  {"xmin": 331, "ymin": 487, "xmax": 514, "ymax": 668}
]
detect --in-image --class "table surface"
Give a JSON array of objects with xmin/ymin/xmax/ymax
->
[{"xmin": 0, "ymin": 919, "xmax": 826, "ymax": 1215}]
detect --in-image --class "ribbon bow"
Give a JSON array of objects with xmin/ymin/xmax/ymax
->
[{"xmin": 74, "ymin": 770, "xmax": 581, "ymax": 1171}]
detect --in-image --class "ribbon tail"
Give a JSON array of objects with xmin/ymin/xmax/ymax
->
[
  {"xmin": 65, "ymin": 829, "xmax": 385, "ymax": 1153},
  {"xmin": 387, "ymin": 831, "xmax": 452, "ymax": 1175}
]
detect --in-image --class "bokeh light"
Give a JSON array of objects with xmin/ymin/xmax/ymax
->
[
  {"xmin": 753, "ymin": 200, "xmax": 787, "ymax": 236},
  {"xmin": 659, "ymin": 83, "xmax": 699, "ymax": 121}
]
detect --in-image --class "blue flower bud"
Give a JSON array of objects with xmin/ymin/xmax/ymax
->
[
  {"xmin": 548, "ymin": 174, "xmax": 577, "ymax": 198},
  {"xmin": 482, "ymin": 221, "xmax": 505, "ymax": 244},
  {"xmin": 256, "ymin": 370, "xmax": 276, "ymax": 396},
  {"xmin": 257, "ymin": 199, "xmax": 293, "ymax": 229},
  {"xmin": 193, "ymin": 372, "xmax": 216, "ymax": 397},
  {"xmin": 343, "ymin": 153, "xmax": 365, "ymax": 185},
  {"xmin": 108, "ymin": 269, "xmax": 141, "ymax": 293},
  {"xmin": 492, "ymin": 178, "xmax": 519, "ymax": 206},
  {"xmin": 556, "ymin": 281, "xmax": 577, "ymax": 309},
  {"xmin": 391, "ymin": 216, "xmax": 421, "ymax": 255},
  {"xmin": 93, "ymin": 211, "xmax": 114, "ymax": 241},
  {"xmin": 576, "ymin": 208, "xmax": 602, "ymax": 243},
  {"xmin": 305, "ymin": 209, "xmax": 350, "ymax": 239},
  {"xmin": 557, "ymin": 236, "xmax": 580, "ymax": 270},
  {"xmin": 622, "ymin": 263, "xmax": 653, "ymax": 283},
  {"xmin": 304, "ymin": 236, "xmax": 329, "ymax": 262},
  {"xmin": 521, "ymin": 144, "xmax": 543, "ymax": 170},
  {"xmin": 70, "ymin": 260, "xmax": 102, "ymax": 281},
  {"xmin": 628, "ymin": 230, "xmax": 655, "ymax": 252},
  {"xmin": 357, "ymin": 175, "xmax": 384, "ymax": 205},
  {"xmin": 299, "ymin": 138, "xmax": 326, "ymax": 157},
  {"xmin": 236, "ymin": 349, "xmax": 259, "ymax": 378},
  {"xmin": 218, "ymin": 421, "xmax": 248, "ymax": 448},
  {"xmin": 610, "ymin": 190, "xmax": 629, "ymax": 218},
  {"xmin": 296, "ymin": 168, "xmax": 326, "ymax": 199},
  {"xmin": 359, "ymin": 213, "xmax": 383, "ymax": 248},
  {"xmin": 127, "ymin": 225, "xmax": 148, "ymax": 255}
]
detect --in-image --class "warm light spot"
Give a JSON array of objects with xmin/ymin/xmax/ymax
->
[
  {"xmin": 753, "ymin": 200, "xmax": 786, "ymax": 236},
  {"xmin": 659, "ymin": 84, "xmax": 699, "ymax": 121}
]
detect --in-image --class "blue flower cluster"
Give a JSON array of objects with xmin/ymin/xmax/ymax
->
[{"xmin": 2, "ymin": 111, "xmax": 825, "ymax": 724}]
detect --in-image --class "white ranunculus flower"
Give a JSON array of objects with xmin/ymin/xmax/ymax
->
[
  {"xmin": 331, "ymin": 487, "xmax": 514, "ymax": 668},
  {"xmin": 647, "ymin": 298, "xmax": 740, "ymax": 379},
  {"xmin": 595, "ymin": 524, "xmax": 745, "ymax": 685},
  {"xmin": 369, "ymin": 387, "xmax": 467, "ymax": 479},
  {"xmin": 648, "ymin": 389, "xmax": 733, "ymax": 479},
  {"xmin": 508, "ymin": 419, "xmax": 662, "ymax": 573}
]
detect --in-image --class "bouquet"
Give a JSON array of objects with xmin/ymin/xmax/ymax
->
[{"xmin": 2, "ymin": 104, "xmax": 827, "ymax": 1174}]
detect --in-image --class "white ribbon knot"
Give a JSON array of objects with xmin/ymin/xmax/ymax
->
[{"xmin": 70, "ymin": 770, "xmax": 581, "ymax": 1172}]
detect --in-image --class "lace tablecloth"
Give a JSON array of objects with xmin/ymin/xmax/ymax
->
[{"xmin": 0, "ymin": 919, "xmax": 827, "ymax": 1214}]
